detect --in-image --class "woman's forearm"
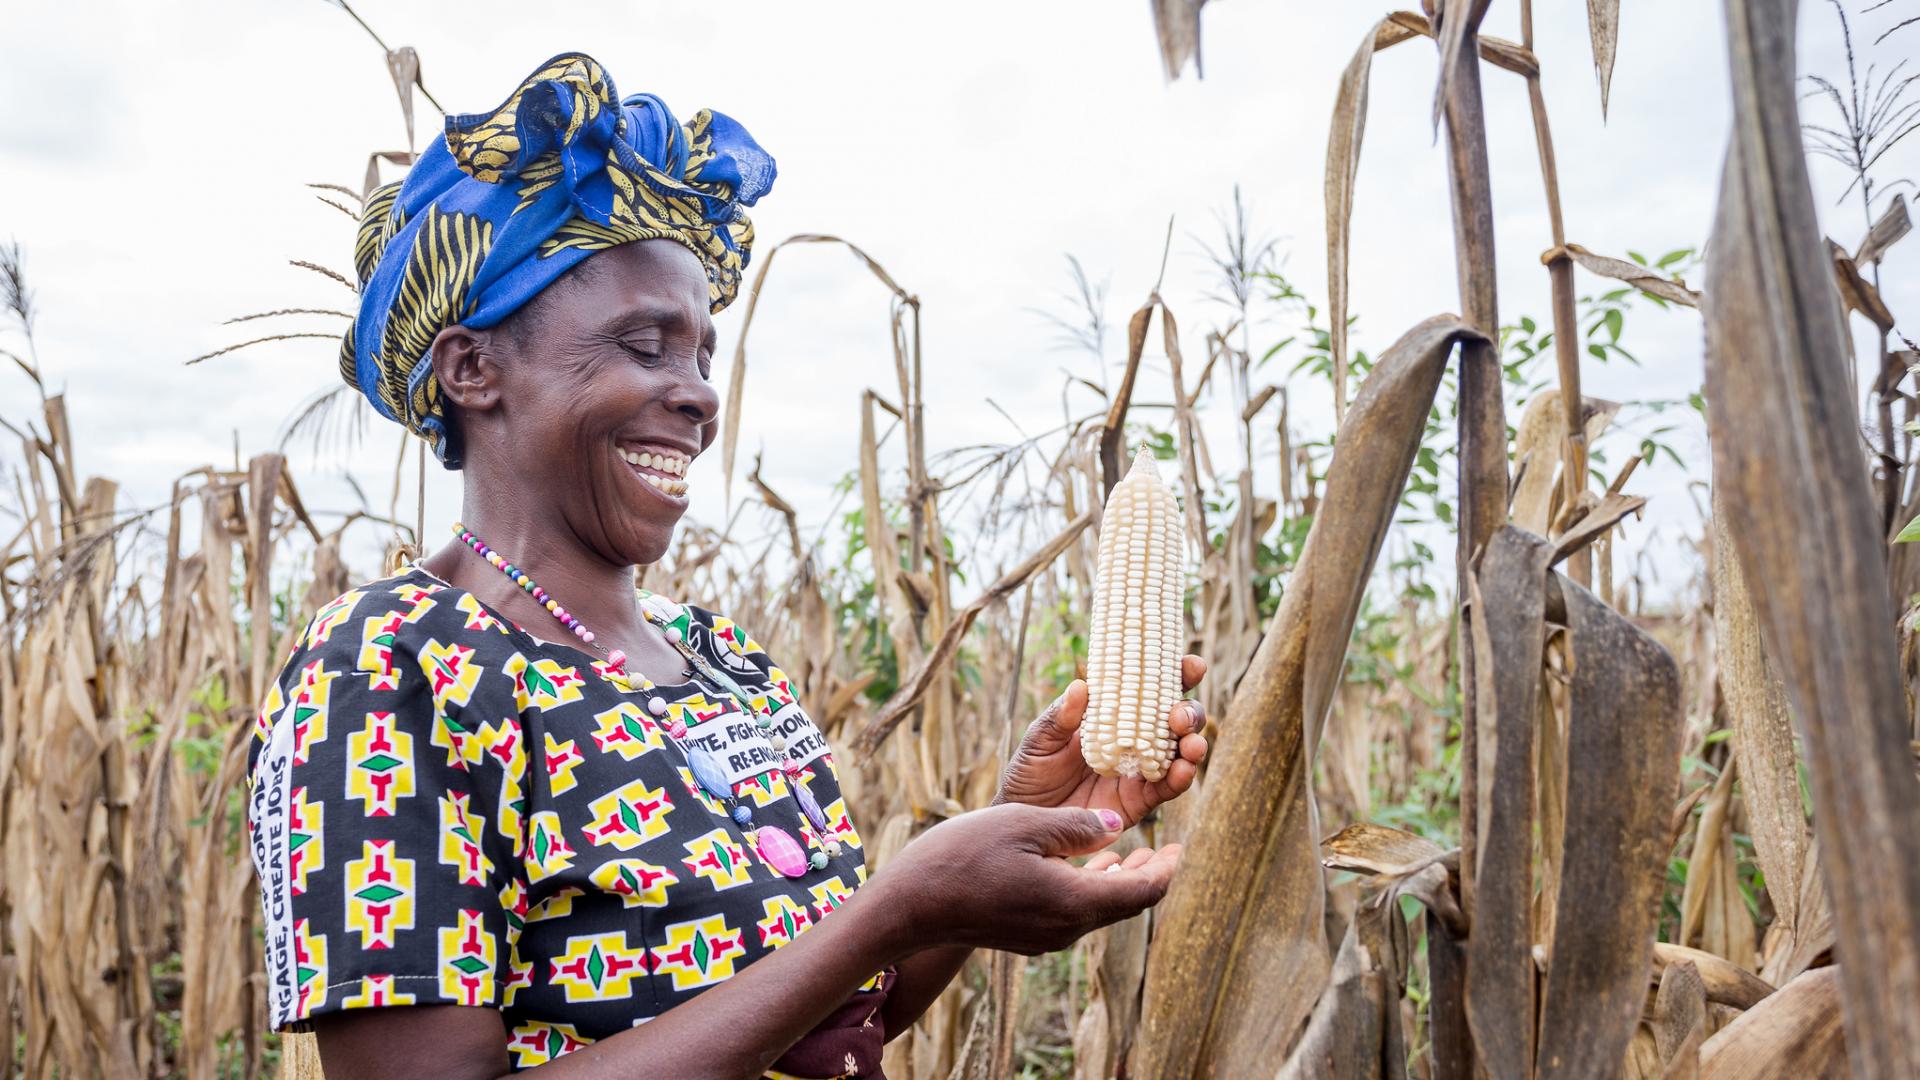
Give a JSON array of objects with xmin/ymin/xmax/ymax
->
[
  {"xmin": 522, "ymin": 874, "xmax": 919, "ymax": 1080},
  {"xmin": 879, "ymin": 946, "xmax": 973, "ymax": 1041}
]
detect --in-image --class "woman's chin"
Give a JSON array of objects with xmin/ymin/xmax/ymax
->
[{"xmin": 613, "ymin": 518, "xmax": 676, "ymax": 567}]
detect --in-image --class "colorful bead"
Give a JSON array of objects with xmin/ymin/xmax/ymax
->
[
  {"xmin": 606, "ymin": 649, "xmax": 627, "ymax": 671},
  {"xmin": 754, "ymin": 826, "xmax": 810, "ymax": 878},
  {"xmin": 688, "ymin": 747, "xmax": 733, "ymax": 801},
  {"xmin": 580, "ymin": 630, "xmax": 595, "ymax": 644},
  {"xmin": 668, "ymin": 720, "xmax": 687, "ymax": 739},
  {"xmin": 666, "ymin": 625, "xmax": 683, "ymax": 643},
  {"xmin": 809, "ymin": 851, "xmax": 829, "ymax": 871},
  {"xmin": 782, "ymin": 759, "xmax": 801, "ymax": 778},
  {"xmin": 769, "ymin": 735, "xmax": 787, "ymax": 753},
  {"xmin": 545, "ymin": 599, "xmax": 560, "ymax": 613},
  {"xmin": 794, "ymin": 782, "xmax": 829, "ymax": 831},
  {"xmin": 824, "ymin": 840, "xmax": 843, "ymax": 857},
  {"xmin": 730, "ymin": 805, "xmax": 753, "ymax": 826},
  {"xmin": 648, "ymin": 697, "xmax": 668, "ymax": 716}
]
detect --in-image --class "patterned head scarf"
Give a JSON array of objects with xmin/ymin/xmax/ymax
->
[{"xmin": 341, "ymin": 52, "xmax": 775, "ymax": 467}]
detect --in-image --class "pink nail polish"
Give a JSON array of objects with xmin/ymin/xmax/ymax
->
[{"xmin": 1096, "ymin": 809, "xmax": 1124, "ymax": 831}]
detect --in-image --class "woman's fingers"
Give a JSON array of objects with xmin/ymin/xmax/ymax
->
[
  {"xmin": 1175, "ymin": 699, "xmax": 1207, "ymax": 738},
  {"xmin": 1075, "ymin": 844, "xmax": 1184, "ymax": 920},
  {"xmin": 1087, "ymin": 847, "xmax": 1153, "ymax": 873},
  {"xmin": 1181, "ymin": 654, "xmax": 1207, "ymax": 691},
  {"xmin": 1177, "ymin": 732, "xmax": 1208, "ymax": 764},
  {"xmin": 1161, "ymin": 756, "xmax": 1198, "ymax": 798},
  {"xmin": 1019, "ymin": 679, "xmax": 1088, "ymax": 752}
]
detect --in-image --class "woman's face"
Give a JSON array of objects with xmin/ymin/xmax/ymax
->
[{"xmin": 449, "ymin": 239, "xmax": 721, "ymax": 566}]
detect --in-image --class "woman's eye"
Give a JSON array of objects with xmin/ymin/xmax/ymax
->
[{"xmin": 621, "ymin": 343, "xmax": 664, "ymax": 363}]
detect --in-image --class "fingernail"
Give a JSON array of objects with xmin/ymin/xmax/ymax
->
[{"xmin": 1096, "ymin": 809, "xmax": 1124, "ymax": 831}]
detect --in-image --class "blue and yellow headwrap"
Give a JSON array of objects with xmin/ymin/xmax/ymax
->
[{"xmin": 342, "ymin": 52, "xmax": 775, "ymax": 467}]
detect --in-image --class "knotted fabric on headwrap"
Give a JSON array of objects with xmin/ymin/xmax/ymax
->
[{"xmin": 341, "ymin": 52, "xmax": 775, "ymax": 467}]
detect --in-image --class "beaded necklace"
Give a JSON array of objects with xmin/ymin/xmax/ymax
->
[{"xmin": 452, "ymin": 523, "xmax": 841, "ymax": 875}]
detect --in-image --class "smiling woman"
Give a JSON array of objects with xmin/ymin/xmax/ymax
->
[{"xmin": 246, "ymin": 51, "xmax": 1208, "ymax": 1080}]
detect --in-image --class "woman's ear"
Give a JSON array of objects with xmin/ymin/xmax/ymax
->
[{"xmin": 430, "ymin": 325, "xmax": 502, "ymax": 413}]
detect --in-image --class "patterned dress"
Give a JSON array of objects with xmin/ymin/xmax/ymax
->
[{"xmin": 246, "ymin": 567, "xmax": 886, "ymax": 1077}]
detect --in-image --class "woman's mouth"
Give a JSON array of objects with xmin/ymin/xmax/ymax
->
[{"xmin": 617, "ymin": 445, "xmax": 691, "ymax": 499}]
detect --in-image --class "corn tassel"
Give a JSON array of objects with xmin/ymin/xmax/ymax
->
[{"xmin": 1083, "ymin": 446, "xmax": 1183, "ymax": 780}]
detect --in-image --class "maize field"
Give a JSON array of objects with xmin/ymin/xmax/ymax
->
[{"xmin": 5, "ymin": 0, "xmax": 1920, "ymax": 1077}]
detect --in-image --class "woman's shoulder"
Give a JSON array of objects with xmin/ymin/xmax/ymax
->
[
  {"xmin": 277, "ymin": 566, "xmax": 522, "ymax": 686},
  {"xmin": 293, "ymin": 566, "xmax": 452, "ymax": 646},
  {"xmin": 255, "ymin": 566, "xmax": 518, "ymax": 752}
]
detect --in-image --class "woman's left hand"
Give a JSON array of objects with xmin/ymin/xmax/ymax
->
[{"xmin": 992, "ymin": 655, "xmax": 1209, "ymax": 829}]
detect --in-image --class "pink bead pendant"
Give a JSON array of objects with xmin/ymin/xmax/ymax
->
[{"xmin": 754, "ymin": 825, "xmax": 810, "ymax": 878}]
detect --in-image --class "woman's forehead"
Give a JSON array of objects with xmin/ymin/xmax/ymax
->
[{"xmin": 567, "ymin": 241, "xmax": 716, "ymax": 334}]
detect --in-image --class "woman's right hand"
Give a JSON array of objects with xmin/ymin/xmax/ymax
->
[{"xmin": 867, "ymin": 802, "xmax": 1182, "ymax": 956}]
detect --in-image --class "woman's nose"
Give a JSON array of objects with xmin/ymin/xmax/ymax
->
[{"xmin": 667, "ymin": 370, "xmax": 721, "ymax": 425}]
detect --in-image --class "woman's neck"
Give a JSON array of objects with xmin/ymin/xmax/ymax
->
[{"xmin": 423, "ymin": 502, "xmax": 651, "ymax": 652}]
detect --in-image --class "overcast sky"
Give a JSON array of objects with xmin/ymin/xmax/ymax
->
[{"xmin": 3, "ymin": 1, "xmax": 1915, "ymax": 605}]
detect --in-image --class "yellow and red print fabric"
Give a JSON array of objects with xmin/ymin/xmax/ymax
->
[{"xmin": 247, "ymin": 568, "xmax": 871, "ymax": 1072}]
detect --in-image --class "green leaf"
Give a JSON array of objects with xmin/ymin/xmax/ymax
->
[{"xmin": 1895, "ymin": 512, "xmax": 1920, "ymax": 543}]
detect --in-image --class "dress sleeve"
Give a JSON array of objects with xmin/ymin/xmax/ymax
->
[{"xmin": 247, "ymin": 582, "xmax": 524, "ymax": 1031}]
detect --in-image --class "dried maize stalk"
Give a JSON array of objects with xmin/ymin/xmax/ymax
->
[{"xmin": 1084, "ymin": 446, "xmax": 1184, "ymax": 780}]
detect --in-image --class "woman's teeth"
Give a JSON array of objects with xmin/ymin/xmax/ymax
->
[{"xmin": 618, "ymin": 447, "xmax": 690, "ymax": 497}]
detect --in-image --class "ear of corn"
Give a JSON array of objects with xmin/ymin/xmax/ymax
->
[{"xmin": 1083, "ymin": 446, "xmax": 1184, "ymax": 780}]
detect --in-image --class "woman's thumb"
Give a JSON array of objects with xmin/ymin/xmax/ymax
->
[{"xmin": 1030, "ymin": 806, "xmax": 1125, "ymax": 857}]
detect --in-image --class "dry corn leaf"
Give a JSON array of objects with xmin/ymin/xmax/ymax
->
[
  {"xmin": 1586, "ymin": 0, "xmax": 1621, "ymax": 119},
  {"xmin": 1853, "ymin": 191, "xmax": 1910, "ymax": 267},
  {"xmin": 386, "ymin": 46, "xmax": 422, "ymax": 151},
  {"xmin": 1464, "ymin": 527, "xmax": 1553, "ymax": 1079},
  {"xmin": 1710, "ymin": 491, "xmax": 1805, "ymax": 939},
  {"xmin": 1276, "ymin": 894, "xmax": 1406, "ymax": 1080},
  {"xmin": 1564, "ymin": 244, "xmax": 1702, "ymax": 307},
  {"xmin": 1697, "ymin": 966, "xmax": 1847, "ymax": 1079},
  {"xmin": 1100, "ymin": 304, "xmax": 1153, "ymax": 495},
  {"xmin": 1550, "ymin": 490, "xmax": 1645, "ymax": 566},
  {"xmin": 1827, "ymin": 238, "xmax": 1896, "ymax": 331},
  {"xmin": 1653, "ymin": 959, "xmax": 1706, "ymax": 1078},
  {"xmin": 1536, "ymin": 572, "xmax": 1681, "ymax": 1079},
  {"xmin": 1149, "ymin": 0, "xmax": 1207, "ymax": 80},
  {"xmin": 1320, "ymin": 822, "xmax": 1445, "ymax": 877},
  {"xmin": 1651, "ymin": 942, "xmax": 1776, "ymax": 1010},
  {"xmin": 1326, "ymin": 19, "xmax": 1414, "ymax": 426},
  {"xmin": 1704, "ymin": 0, "xmax": 1920, "ymax": 1067}
]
